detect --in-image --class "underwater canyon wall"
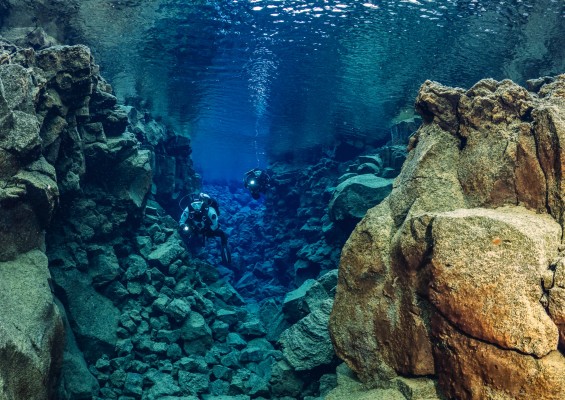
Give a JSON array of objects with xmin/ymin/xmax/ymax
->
[
  {"xmin": 329, "ymin": 75, "xmax": 565, "ymax": 399},
  {"xmin": 0, "ymin": 35, "xmax": 202, "ymax": 399},
  {"xmin": 0, "ymin": 36, "xmax": 153, "ymax": 399}
]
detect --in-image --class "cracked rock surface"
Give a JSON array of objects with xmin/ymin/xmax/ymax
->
[{"xmin": 329, "ymin": 75, "xmax": 565, "ymax": 400}]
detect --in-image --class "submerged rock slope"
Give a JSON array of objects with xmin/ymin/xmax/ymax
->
[{"xmin": 329, "ymin": 75, "xmax": 565, "ymax": 399}]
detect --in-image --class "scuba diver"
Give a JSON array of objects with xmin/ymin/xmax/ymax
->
[
  {"xmin": 179, "ymin": 192, "xmax": 231, "ymax": 265},
  {"xmin": 243, "ymin": 168, "xmax": 271, "ymax": 200}
]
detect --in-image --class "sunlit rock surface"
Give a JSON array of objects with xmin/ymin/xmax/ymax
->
[{"xmin": 330, "ymin": 75, "xmax": 565, "ymax": 399}]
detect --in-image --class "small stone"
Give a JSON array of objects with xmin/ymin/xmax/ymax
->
[{"xmin": 165, "ymin": 298, "xmax": 191, "ymax": 322}]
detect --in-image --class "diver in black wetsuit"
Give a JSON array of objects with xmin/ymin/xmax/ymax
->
[
  {"xmin": 179, "ymin": 193, "xmax": 231, "ymax": 265},
  {"xmin": 243, "ymin": 168, "xmax": 271, "ymax": 200}
]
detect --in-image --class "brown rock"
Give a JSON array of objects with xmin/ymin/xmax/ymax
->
[
  {"xmin": 330, "ymin": 200, "xmax": 435, "ymax": 386},
  {"xmin": 432, "ymin": 314, "xmax": 565, "ymax": 400},
  {"xmin": 330, "ymin": 74, "xmax": 565, "ymax": 399},
  {"xmin": 532, "ymin": 78, "xmax": 565, "ymax": 225},
  {"xmin": 429, "ymin": 207, "xmax": 560, "ymax": 357},
  {"xmin": 457, "ymin": 79, "xmax": 543, "ymax": 209},
  {"xmin": 549, "ymin": 257, "xmax": 565, "ymax": 348},
  {"xmin": 388, "ymin": 123, "xmax": 467, "ymax": 227},
  {"xmin": 415, "ymin": 80, "xmax": 464, "ymax": 134}
]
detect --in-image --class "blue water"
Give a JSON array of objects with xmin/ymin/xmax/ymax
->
[{"xmin": 89, "ymin": 0, "xmax": 565, "ymax": 182}]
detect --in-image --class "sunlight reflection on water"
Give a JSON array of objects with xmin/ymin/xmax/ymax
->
[{"xmin": 84, "ymin": 0, "xmax": 565, "ymax": 182}]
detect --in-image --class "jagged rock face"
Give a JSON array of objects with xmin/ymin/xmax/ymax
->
[
  {"xmin": 0, "ymin": 37, "xmax": 153, "ymax": 399},
  {"xmin": 330, "ymin": 75, "xmax": 565, "ymax": 399}
]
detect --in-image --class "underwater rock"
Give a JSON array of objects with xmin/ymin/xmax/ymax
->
[
  {"xmin": 36, "ymin": 45, "xmax": 94, "ymax": 106},
  {"xmin": 123, "ymin": 253, "xmax": 149, "ymax": 281},
  {"xmin": 377, "ymin": 145, "xmax": 407, "ymax": 177},
  {"xmin": 145, "ymin": 372, "xmax": 182, "ymax": 399},
  {"xmin": 181, "ymin": 311, "xmax": 213, "ymax": 355},
  {"xmin": 89, "ymin": 246, "xmax": 122, "ymax": 288},
  {"xmin": 329, "ymin": 75, "xmax": 565, "ymax": 399},
  {"xmin": 239, "ymin": 338, "xmax": 276, "ymax": 363},
  {"xmin": 0, "ymin": 32, "xmax": 406, "ymax": 400},
  {"xmin": 279, "ymin": 298, "xmax": 335, "ymax": 371},
  {"xmin": 51, "ymin": 267, "xmax": 120, "ymax": 363},
  {"xmin": 126, "ymin": 107, "xmax": 198, "ymax": 207},
  {"xmin": 0, "ymin": 35, "xmax": 288, "ymax": 400},
  {"xmin": 165, "ymin": 298, "xmax": 191, "ymax": 323},
  {"xmin": 238, "ymin": 315, "xmax": 267, "ymax": 338},
  {"xmin": 0, "ymin": 63, "xmax": 35, "ymax": 113},
  {"xmin": 0, "ymin": 250, "xmax": 65, "ymax": 400},
  {"xmin": 178, "ymin": 370, "xmax": 210, "ymax": 396},
  {"xmin": 429, "ymin": 207, "xmax": 560, "ymax": 357},
  {"xmin": 318, "ymin": 269, "xmax": 338, "ymax": 296},
  {"xmin": 0, "ymin": 51, "xmax": 74, "ymax": 400},
  {"xmin": 329, "ymin": 174, "xmax": 393, "ymax": 223},
  {"xmin": 147, "ymin": 235, "xmax": 186, "ymax": 269},
  {"xmin": 549, "ymin": 257, "xmax": 565, "ymax": 348},
  {"xmin": 356, "ymin": 162, "xmax": 380, "ymax": 175},
  {"xmin": 259, "ymin": 298, "xmax": 290, "ymax": 342},
  {"xmin": 0, "ymin": 62, "xmax": 57, "ymax": 261},
  {"xmin": 1, "ymin": 27, "xmax": 59, "ymax": 50},
  {"xmin": 55, "ymin": 299, "xmax": 100, "ymax": 400},
  {"xmin": 269, "ymin": 360, "xmax": 304, "ymax": 398},
  {"xmin": 108, "ymin": 147, "xmax": 152, "ymax": 209},
  {"xmin": 433, "ymin": 313, "xmax": 565, "ymax": 400},
  {"xmin": 325, "ymin": 363, "xmax": 441, "ymax": 400},
  {"xmin": 282, "ymin": 278, "xmax": 329, "ymax": 323}
]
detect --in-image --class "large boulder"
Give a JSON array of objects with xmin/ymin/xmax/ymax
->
[
  {"xmin": 330, "ymin": 200, "xmax": 436, "ymax": 384},
  {"xmin": 0, "ymin": 250, "xmax": 64, "ymax": 400},
  {"xmin": 51, "ymin": 267, "xmax": 120, "ymax": 363},
  {"xmin": 54, "ymin": 299, "xmax": 99, "ymax": 400},
  {"xmin": 429, "ymin": 207, "xmax": 560, "ymax": 357},
  {"xmin": 330, "ymin": 75, "xmax": 565, "ymax": 399},
  {"xmin": 279, "ymin": 298, "xmax": 335, "ymax": 370},
  {"xmin": 329, "ymin": 174, "xmax": 393, "ymax": 222}
]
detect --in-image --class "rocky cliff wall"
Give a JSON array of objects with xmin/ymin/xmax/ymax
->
[
  {"xmin": 0, "ymin": 37, "xmax": 154, "ymax": 399},
  {"xmin": 329, "ymin": 75, "xmax": 565, "ymax": 399}
]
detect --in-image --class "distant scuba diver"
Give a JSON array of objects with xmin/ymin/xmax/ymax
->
[
  {"xmin": 243, "ymin": 168, "xmax": 271, "ymax": 200},
  {"xmin": 179, "ymin": 192, "xmax": 231, "ymax": 265}
]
